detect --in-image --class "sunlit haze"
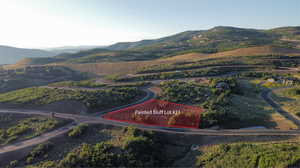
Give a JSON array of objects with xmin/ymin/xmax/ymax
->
[{"xmin": 0, "ymin": 0, "xmax": 299, "ymax": 48}]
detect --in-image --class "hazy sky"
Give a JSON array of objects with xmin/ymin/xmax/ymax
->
[{"xmin": 0, "ymin": 0, "xmax": 299, "ymax": 48}]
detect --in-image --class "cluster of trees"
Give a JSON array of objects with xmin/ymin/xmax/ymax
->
[
  {"xmin": 26, "ymin": 142, "xmax": 53, "ymax": 164},
  {"xmin": 28, "ymin": 127, "xmax": 166, "ymax": 168},
  {"xmin": 159, "ymin": 79, "xmax": 241, "ymax": 128},
  {"xmin": 159, "ymin": 80, "xmax": 210, "ymax": 104},
  {"xmin": 200, "ymin": 78, "xmax": 242, "ymax": 128}
]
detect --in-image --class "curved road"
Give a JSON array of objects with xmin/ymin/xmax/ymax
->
[{"xmin": 1, "ymin": 86, "xmax": 300, "ymax": 154}]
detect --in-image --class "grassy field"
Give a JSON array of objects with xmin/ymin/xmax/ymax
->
[
  {"xmin": 0, "ymin": 113, "xmax": 69, "ymax": 146},
  {"xmin": 0, "ymin": 87, "xmax": 144, "ymax": 112},
  {"xmin": 196, "ymin": 141, "xmax": 300, "ymax": 168}
]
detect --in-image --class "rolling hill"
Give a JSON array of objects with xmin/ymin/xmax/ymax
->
[
  {"xmin": 57, "ymin": 45, "xmax": 300, "ymax": 75},
  {"xmin": 0, "ymin": 45, "xmax": 55, "ymax": 64},
  {"xmin": 44, "ymin": 45, "xmax": 105, "ymax": 54},
  {"xmin": 13, "ymin": 26, "xmax": 300, "ymax": 67}
]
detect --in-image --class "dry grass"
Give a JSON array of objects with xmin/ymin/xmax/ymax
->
[
  {"xmin": 271, "ymin": 88, "xmax": 300, "ymax": 120},
  {"xmin": 61, "ymin": 53, "xmax": 205, "ymax": 75},
  {"xmin": 269, "ymin": 113, "xmax": 298, "ymax": 130},
  {"xmin": 206, "ymin": 45, "xmax": 300, "ymax": 59}
]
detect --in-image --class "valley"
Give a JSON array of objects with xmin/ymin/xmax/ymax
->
[{"xmin": 1, "ymin": 26, "xmax": 300, "ymax": 167}]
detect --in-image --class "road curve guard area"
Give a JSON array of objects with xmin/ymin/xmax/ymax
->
[{"xmin": 103, "ymin": 99, "xmax": 204, "ymax": 128}]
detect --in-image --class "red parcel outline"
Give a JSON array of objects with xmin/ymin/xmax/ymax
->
[{"xmin": 103, "ymin": 99, "xmax": 204, "ymax": 129}]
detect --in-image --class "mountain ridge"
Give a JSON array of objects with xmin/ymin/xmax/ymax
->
[{"xmin": 8, "ymin": 26, "xmax": 300, "ymax": 66}]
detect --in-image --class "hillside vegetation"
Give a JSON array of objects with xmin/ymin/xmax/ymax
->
[
  {"xmin": 55, "ymin": 45, "xmax": 300, "ymax": 76},
  {"xmin": 22, "ymin": 127, "xmax": 172, "ymax": 168},
  {"xmin": 0, "ymin": 87, "xmax": 143, "ymax": 112},
  {"xmin": 0, "ymin": 113, "xmax": 69, "ymax": 146},
  {"xmin": 196, "ymin": 142, "xmax": 300, "ymax": 168}
]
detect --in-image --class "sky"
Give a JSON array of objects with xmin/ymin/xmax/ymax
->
[{"xmin": 0, "ymin": 0, "xmax": 299, "ymax": 49}]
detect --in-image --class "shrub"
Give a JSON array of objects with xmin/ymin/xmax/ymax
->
[
  {"xmin": 26, "ymin": 157, "xmax": 34, "ymax": 164},
  {"xmin": 68, "ymin": 124, "xmax": 88, "ymax": 138},
  {"xmin": 26, "ymin": 142, "xmax": 53, "ymax": 164},
  {"xmin": 58, "ymin": 142, "xmax": 118, "ymax": 168},
  {"xmin": 8, "ymin": 160, "xmax": 18, "ymax": 168}
]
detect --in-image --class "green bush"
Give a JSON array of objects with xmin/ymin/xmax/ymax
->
[
  {"xmin": 0, "ymin": 117, "xmax": 63, "ymax": 145},
  {"xmin": 58, "ymin": 142, "xmax": 119, "ymax": 168},
  {"xmin": 29, "ymin": 142, "xmax": 53, "ymax": 158},
  {"xmin": 68, "ymin": 124, "xmax": 88, "ymax": 138},
  {"xmin": 37, "ymin": 127, "xmax": 167, "ymax": 168},
  {"xmin": 8, "ymin": 160, "xmax": 18, "ymax": 168}
]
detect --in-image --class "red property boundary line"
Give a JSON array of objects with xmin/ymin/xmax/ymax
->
[{"xmin": 103, "ymin": 99, "xmax": 204, "ymax": 129}]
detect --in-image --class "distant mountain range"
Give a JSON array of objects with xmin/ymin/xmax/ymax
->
[
  {"xmin": 0, "ymin": 45, "xmax": 55, "ymax": 64},
  {"xmin": 0, "ymin": 45, "xmax": 104, "ymax": 64},
  {"xmin": 44, "ymin": 45, "xmax": 106, "ymax": 55},
  {"xmin": 3, "ymin": 26, "xmax": 300, "ymax": 65}
]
